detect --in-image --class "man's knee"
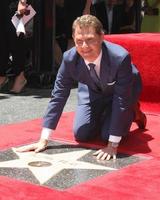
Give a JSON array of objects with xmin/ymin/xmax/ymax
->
[{"xmin": 73, "ymin": 124, "xmax": 92, "ymax": 142}]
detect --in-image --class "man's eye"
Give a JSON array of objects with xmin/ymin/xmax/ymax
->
[
  {"xmin": 88, "ymin": 39, "xmax": 96, "ymax": 44},
  {"xmin": 77, "ymin": 40, "xmax": 83, "ymax": 45}
]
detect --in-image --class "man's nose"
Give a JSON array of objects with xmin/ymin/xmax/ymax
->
[{"xmin": 81, "ymin": 41, "xmax": 89, "ymax": 47}]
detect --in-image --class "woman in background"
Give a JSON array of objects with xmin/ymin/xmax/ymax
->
[{"xmin": 0, "ymin": 0, "xmax": 28, "ymax": 93}]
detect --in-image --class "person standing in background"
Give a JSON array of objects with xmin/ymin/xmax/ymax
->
[
  {"xmin": 55, "ymin": 0, "xmax": 66, "ymax": 67},
  {"xmin": 91, "ymin": 0, "xmax": 123, "ymax": 34},
  {"xmin": 141, "ymin": 0, "xmax": 160, "ymax": 32},
  {"xmin": 119, "ymin": 0, "xmax": 137, "ymax": 33},
  {"xmin": 64, "ymin": 0, "xmax": 92, "ymax": 49},
  {"xmin": 0, "ymin": 0, "xmax": 28, "ymax": 93}
]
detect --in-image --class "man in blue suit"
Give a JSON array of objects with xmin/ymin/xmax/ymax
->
[{"xmin": 17, "ymin": 15, "xmax": 146, "ymax": 160}]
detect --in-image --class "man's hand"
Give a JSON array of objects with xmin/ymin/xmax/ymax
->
[
  {"xmin": 17, "ymin": 0, "xmax": 28, "ymax": 15},
  {"xmin": 82, "ymin": 0, "xmax": 91, "ymax": 15},
  {"xmin": 93, "ymin": 142, "xmax": 119, "ymax": 161},
  {"xmin": 15, "ymin": 139, "xmax": 48, "ymax": 153}
]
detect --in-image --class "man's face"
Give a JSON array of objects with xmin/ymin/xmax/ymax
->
[{"xmin": 73, "ymin": 25, "xmax": 104, "ymax": 62}]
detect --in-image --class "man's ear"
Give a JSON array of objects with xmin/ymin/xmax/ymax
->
[
  {"xmin": 100, "ymin": 32, "xmax": 104, "ymax": 41},
  {"xmin": 72, "ymin": 34, "xmax": 76, "ymax": 44}
]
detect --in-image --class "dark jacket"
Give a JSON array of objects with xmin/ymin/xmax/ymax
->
[{"xmin": 91, "ymin": 1, "xmax": 123, "ymax": 34}]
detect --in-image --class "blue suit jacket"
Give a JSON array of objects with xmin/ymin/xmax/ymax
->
[{"xmin": 43, "ymin": 41, "xmax": 142, "ymax": 137}]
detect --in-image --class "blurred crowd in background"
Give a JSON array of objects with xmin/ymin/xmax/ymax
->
[
  {"xmin": 55, "ymin": 0, "xmax": 160, "ymax": 66},
  {"xmin": 0, "ymin": 0, "xmax": 159, "ymax": 91}
]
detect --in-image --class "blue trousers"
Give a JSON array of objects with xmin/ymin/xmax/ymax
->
[{"xmin": 73, "ymin": 98, "xmax": 134, "ymax": 142}]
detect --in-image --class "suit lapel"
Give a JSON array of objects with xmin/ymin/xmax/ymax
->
[
  {"xmin": 77, "ymin": 58, "xmax": 89, "ymax": 78},
  {"xmin": 100, "ymin": 43, "xmax": 112, "ymax": 89}
]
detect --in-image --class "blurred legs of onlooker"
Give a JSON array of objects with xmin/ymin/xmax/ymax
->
[{"xmin": 9, "ymin": 30, "xmax": 27, "ymax": 93}]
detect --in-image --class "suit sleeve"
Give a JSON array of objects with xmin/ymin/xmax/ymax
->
[
  {"xmin": 108, "ymin": 54, "xmax": 134, "ymax": 137},
  {"xmin": 42, "ymin": 58, "xmax": 75, "ymax": 130}
]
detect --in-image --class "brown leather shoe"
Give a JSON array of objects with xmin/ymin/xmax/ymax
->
[
  {"xmin": 135, "ymin": 112, "xmax": 147, "ymax": 129},
  {"xmin": 134, "ymin": 102, "xmax": 147, "ymax": 129}
]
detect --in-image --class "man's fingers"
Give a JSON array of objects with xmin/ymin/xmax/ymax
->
[
  {"xmin": 96, "ymin": 151, "xmax": 105, "ymax": 160},
  {"xmin": 113, "ymin": 154, "xmax": 116, "ymax": 160},
  {"xmin": 106, "ymin": 154, "xmax": 111, "ymax": 161},
  {"xmin": 100, "ymin": 153, "xmax": 108, "ymax": 160},
  {"xmin": 15, "ymin": 144, "xmax": 36, "ymax": 152},
  {"xmin": 15, "ymin": 140, "xmax": 48, "ymax": 153},
  {"xmin": 106, "ymin": 154, "xmax": 116, "ymax": 161},
  {"xmin": 35, "ymin": 145, "xmax": 46, "ymax": 153},
  {"xmin": 93, "ymin": 150, "xmax": 117, "ymax": 161},
  {"xmin": 93, "ymin": 149, "xmax": 101, "ymax": 156},
  {"xmin": 93, "ymin": 150, "xmax": 112, "ymax": 160}
]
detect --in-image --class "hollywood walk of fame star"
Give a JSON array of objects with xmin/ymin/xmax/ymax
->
[{"xmin": 0, "ymin": 148, "xmax": 117, "ymax": 185}]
